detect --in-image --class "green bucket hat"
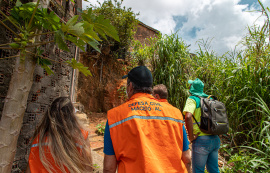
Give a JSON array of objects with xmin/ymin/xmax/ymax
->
[{"xmin": 188, "ymin": 78, "xmax": 208, "ymax": 97}]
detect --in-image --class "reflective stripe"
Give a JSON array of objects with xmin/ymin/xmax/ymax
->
[
  {"xmin": 109, "ymin": 115, "xmax": 184, "ymax": 129},
  {"xmin": 31, "ymin": 143, "xmax": 82, "ymax": 149},
  {"xmin": 76, "ymin": 143, "xmax": 83, "ymax": 149},
  {"xmin": 31, "ymin": 143, "xmax": 49, "ymax": 148},
  {"xmin": 193, "ymin": 122, "xmax": 201, "ymax": 125},
  {"xmin": 31, "ymin": 143, "xmax": 38, "ymax": 148}
]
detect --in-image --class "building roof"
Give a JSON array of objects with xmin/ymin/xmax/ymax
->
[{"xmin": 138, "ymin": 21, "xmax": 160, "ymax": 34}]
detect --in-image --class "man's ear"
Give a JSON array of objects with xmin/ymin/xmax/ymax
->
[
  {"xmin": 129, "ymin": 82, "xmax": 133, "ymax": 91},
  {"xmin": 127, "ymin": 82, "xmax": 134, "ymax": 98},
  {"xmin": 155, "ymin": 94, "xmax": 160, "ymax": 100}
]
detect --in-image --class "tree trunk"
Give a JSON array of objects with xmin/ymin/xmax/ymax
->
[{"xmin": 0, "ymin": 53, "xmax": 35, "ymax": 173}]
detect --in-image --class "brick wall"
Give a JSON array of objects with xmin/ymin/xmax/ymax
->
[
  {"xmin": 0, "ymin": 0, "xmax": 17, "ymax": 120},
  {"xmin": 0, "ymin": 0, "xmax": 81, "ymax": 172},
  {"xmin": 134, "ymin": 22, "xmax": 159, "ymax": 46}
]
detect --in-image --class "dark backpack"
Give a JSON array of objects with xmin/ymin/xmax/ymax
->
[{"xmin": 192, "ymin": 95, "xmax": 229, "ymax": 135}]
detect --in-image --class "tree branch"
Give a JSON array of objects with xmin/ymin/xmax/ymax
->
[
  {"xmin": 0, "ymin": 47, "xmax": 21, "ymax": 50},
  {"xmin": 32, "ymin": 32, "xmax": 55, "ymax": 36},
  {"xmin": 0, "ymin": 20, "xmax": 19, "ymax": 37},
  {"xmin": 42, "ymin": 56, "xmax": 59, "ymax": 63},
  {"xmin": 25, "ymin": 50, "xmax": 36, "ymax": 56},
  {"xmin": 27, "ymin": 0, "xmax": 41, "ymax": 30},
  {"xmin": 0, "ymin": 43, "xmax": 16, "ymax": 47},
  {"xmin": 0, "ymin": 55, "xmax": 20, "ymax": 59},
  {"xmin": 26, "ymin": 40, "xmax": 54, "ymax": 48},
  {"xmin": 25, "ymin": 50, "xmax": 64, "ymax": 64},
  {"xmin": 0, "ymin": 10, "xmax": 23, "ymax": 32}
]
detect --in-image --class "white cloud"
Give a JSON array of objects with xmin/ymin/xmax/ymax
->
[
  {"xmin": 82, "ymin": 0, "xmax": 269, "ymax": 55},
  {"xmin": 261, "ymin": 0, "xmax": 270, "ymax": 8},
  {"xmin": 179, "ymin": 0, "xmax": 265, "ymax": 54}
]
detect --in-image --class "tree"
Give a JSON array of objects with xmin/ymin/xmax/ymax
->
[
  {"xmin": 0, "ymin": 0, "xmax": 119, "ymax": 172},
  {"xmin": 90, "ymin": 0, "xmax": 139, "ymax": 59}
]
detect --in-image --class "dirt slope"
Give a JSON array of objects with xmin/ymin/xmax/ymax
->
[{"xmin": 77, "ymin": 52, "xmax": 129, "ymax": 113}]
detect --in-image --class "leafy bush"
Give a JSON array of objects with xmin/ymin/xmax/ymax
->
[
  {"xmin": 117, "ymin": 86, "xmax": 128, "ymax": 101},
  {"xmin": 89, "ymin": 0, "xmax": 139, "ymax": 59},
  {"xmin": 131, "ymin": 39, "xmax": 157, "ymax": 66}
]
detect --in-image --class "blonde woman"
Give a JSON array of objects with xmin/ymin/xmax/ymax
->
[{"xmin": 26, "ymin": 97, "xmax": 92, "ymax": 173}]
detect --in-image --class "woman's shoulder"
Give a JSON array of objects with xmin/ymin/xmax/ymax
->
[{"xmin": 31, "ymin": 134, "xmax": 40, "ymax": 145}]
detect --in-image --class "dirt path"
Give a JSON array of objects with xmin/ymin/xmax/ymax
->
[{"xmin": 76, "ymin": 112, "xmax": 107, "ymax": 172}]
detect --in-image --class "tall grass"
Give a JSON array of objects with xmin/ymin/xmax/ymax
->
[
  {"xmin": 152, "ymin": 33, "xmax": 191, "ymax": 109},
  {"xmin": 131, "ymin": 1, "xmax": 270, "ymax": 171}
]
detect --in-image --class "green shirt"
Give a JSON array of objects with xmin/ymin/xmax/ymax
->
[{"xmin": 183, "ymin": 98, "xmax": 210, "ymax": 136}]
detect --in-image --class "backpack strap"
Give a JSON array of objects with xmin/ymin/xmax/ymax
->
[
  {"xmin": 190, "ymin": 96, "xmax": 203, "ymax": 127},
  {"xmin": 192, "ymin": 114, "xmax": 200, "ymax": 127},
  {"xmin": 191, "ymin": 95, "xmax": 207, "ymax": 127}
]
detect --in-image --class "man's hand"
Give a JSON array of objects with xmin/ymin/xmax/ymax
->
[{"xmin": 189, "ymin": 132, "xmax": 200, "ymax": 142}]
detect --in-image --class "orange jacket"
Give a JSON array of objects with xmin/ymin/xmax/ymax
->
[
  {"xmin": 108, "ymin": 93, "xmax": 187, "ymax": 173},
  {"xmin": 28, "ymin": 129, "xmax": 88, "ymax": 173}
]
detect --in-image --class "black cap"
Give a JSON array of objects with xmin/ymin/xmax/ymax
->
[{"xmin": 122, "ymin": 66, "xmax": 153, "ymax": 87}]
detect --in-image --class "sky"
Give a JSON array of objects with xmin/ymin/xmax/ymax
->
[{"xmin": 83, "ymin": 0, "xmax": 270, "ymax": 55}]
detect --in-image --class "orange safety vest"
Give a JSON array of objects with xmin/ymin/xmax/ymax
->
[
  {"xmin": 108, "ymin": 93, "xmax": 187, "ymax": 173},
  {"xmin": 159, "ymin": 99, "xmax": 170, "ymax": 104},
  {"xmin": 28, "ymin": 129, "xmax": 88, "ymax": 173}
]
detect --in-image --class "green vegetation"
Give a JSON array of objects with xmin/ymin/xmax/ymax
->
[
  {"xmin": 96, "ymin": 122, "xmax": 106, "ymax": 136},
  {"xmin": 1, "ymin": 0, "xmax": 119, "ymax": 74},
  {"xmin": 117, "ymin": 85, "xmax": 128, "ymax": 101},
  {"xmin": 132, "ymin": 1, "xmax": 270, "ymax": 171},
  {"xmin": 90, "ymin": 0, "xmax": 139, "ymax": 59},
  {"xmin": 0, "ymin": 0, "xmax": 119, "ymax": 171},
  {"xmin": 131, "ymin": 38, "xmax": 157, "ymax": 66}
]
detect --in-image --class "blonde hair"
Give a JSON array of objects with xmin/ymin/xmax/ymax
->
[{"xmin": 32, "ymin": 97, "xmax": 92, "ymax": 173}]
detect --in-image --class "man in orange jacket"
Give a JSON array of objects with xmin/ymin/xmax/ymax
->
[
  {"xmin": 153, "ymin": 84, "xmax": 191, "ymax": 172},
  {"xmin": 103, "ymin": 66, "xmax": 189, "ymax": 173}
]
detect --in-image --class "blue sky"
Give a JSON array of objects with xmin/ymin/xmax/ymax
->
[{"xmin": 83, "ymin": 0, "xmax": 270, "ymax": 55}]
